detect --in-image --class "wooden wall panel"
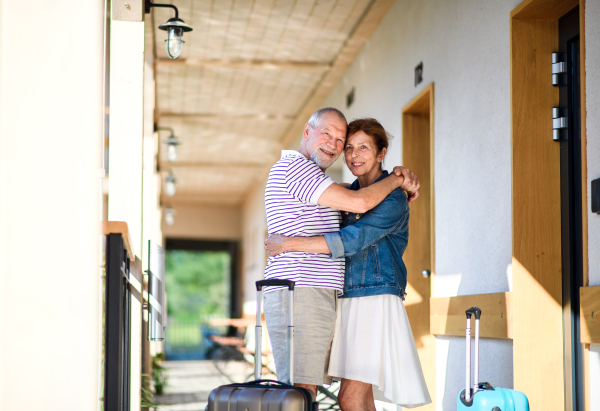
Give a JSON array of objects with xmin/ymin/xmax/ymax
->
[
  {"xmin": 511, "ymin": 13, "xmax": 564, "ymax": 410},
  {"xmin": 402, "ymin": 83, "xmax": 435, "ymax": 411},
  {"xmin": 430, "ymin": 292, "xmax": 512, "ymax": 339},
  {"xmin": 580, "ymin": 286, "xmax": 600, "ymax": 344},
  {"xmin": 511, "ymin": 0, "xmax": 590, "ymax": 409}
]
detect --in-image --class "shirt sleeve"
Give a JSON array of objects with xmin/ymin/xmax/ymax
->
[
  {"xmin": 284, "ymin": 156, "xmax": 335, "ymax": 205},
  {"xmin": 330, "ymin": 189, "xmax": 409, "ymax": 258}
]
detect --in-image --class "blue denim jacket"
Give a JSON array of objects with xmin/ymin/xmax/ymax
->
[{"xmin": 323, "ymin": 171, "xmax": 409, "ymax": 299}]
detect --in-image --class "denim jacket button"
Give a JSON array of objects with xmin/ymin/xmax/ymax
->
[{"xmin": 345, "ymin": 212, "xmax": 349, "ymax": 215}]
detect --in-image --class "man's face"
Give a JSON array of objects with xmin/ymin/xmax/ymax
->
[{"xmin": 304, "ymin": 112, "xmax": 347, "ymax": 170}]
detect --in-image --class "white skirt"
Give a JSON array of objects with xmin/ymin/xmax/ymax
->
[{"xmin": 328, "ymin": 294, "xmax": 431, "ymax": 408}]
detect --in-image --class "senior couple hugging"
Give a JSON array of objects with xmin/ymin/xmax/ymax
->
[{"xmin": 262, "ymin": 107, "xmax": 431, "ymax": 411}]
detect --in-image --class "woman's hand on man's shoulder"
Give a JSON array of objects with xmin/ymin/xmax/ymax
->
[{"xmin": 391, "ymin": 166, "xmax": 420, "ymax": 204}]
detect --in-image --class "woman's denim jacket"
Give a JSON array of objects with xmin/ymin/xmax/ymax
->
[{"xmin": 323, "ymin": 171, "xmax": 409, "ymax": 299}]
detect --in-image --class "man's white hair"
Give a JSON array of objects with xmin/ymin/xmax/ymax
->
[{"xmin": 307, "ymin": 107, "xmax": 347, "ymax": 129}]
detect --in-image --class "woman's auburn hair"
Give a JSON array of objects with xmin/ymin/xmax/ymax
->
[{"xmin": 346, "ymin": 118, "xmax": 390, "ymax": 156}]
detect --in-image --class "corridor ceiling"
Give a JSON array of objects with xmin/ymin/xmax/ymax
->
[{"xmin": 152, "ymin": 0, "xmax": 394, "ymax": 207}]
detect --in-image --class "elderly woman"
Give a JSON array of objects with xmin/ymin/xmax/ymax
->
[{"xmin": 265, "ymin": 118, "xmax": 431, "ymax": 411}]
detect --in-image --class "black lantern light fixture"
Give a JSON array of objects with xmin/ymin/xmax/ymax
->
[
  {"xmin": 145, "ymin": 0, "xmax": 193, "ymax": 59},
  {"xmin": 157, "ymin": 127, "xmax": 181, "ymax": 162}
]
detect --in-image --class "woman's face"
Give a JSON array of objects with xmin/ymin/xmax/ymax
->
[{"xmin": 344, "ymin": 130, "xmax": 386, "ymax": 177}]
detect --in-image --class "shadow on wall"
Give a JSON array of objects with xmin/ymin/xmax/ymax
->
[{"xmin": 437, "ymin": 336, "xmax": 514, "ymax": 411}]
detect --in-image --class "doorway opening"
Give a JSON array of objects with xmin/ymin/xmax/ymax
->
[
  {"xmin": 163, "ymin": 238, "xmax": 241, "ymax": 360},
  {"xmin": 510, "ymin": 0, "xmax": 588, "ymax": 408}
]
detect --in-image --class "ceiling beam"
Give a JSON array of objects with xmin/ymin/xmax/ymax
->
[
  {"xmin": 158, "ymin": 161, "xmax": 266, "ymax": 169},
  {"xmin": 156, "ymin": 58, "xmax": 331, "ymax": 72},
  {"xmin": 159, "ymin": 112, "xmax": 295, "ymax": 122}
]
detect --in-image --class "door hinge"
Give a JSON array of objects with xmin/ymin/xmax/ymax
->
[
  {"xmin": 552, "ymin": 53, "xmax": 566, "ymax": 86},
  {"xmin": 553, "ymin": 107, "xmax": 567, "ymax": 141}
]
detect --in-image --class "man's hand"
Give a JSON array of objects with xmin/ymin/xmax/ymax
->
[
  {"xmin": 392, "ymin": 166, "xmax": 420, "ymax": 204},
  {"xmin": 265, "ymin": 234, "xmax": 289, "ymax": 257}
]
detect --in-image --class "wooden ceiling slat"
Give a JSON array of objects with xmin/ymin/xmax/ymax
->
[
  {"xmin": 154, "ymin": 0, "xmax": 393, "ymax": 206},
  {"xmin": 254, "ymin": 0, "xmax": 297, "ymax": 60},
  {"xmin": 239, "ymin": 0, "xmax": 277, "ymax": 60},
  {"xmin": 306, "ymin": 0, "xmax": 364, "ymax": 61},
  {"xmin": 269, "ymin": 0, "xmax": 318, "ymax": 61},
  {"xmin": 222, "ymin": 0, "xmax": 254, "ymax": 60},
  {"xmin": 204, "ymin": 0, "xmax": 233, "ymax": 59},
  {"xmin": 284, "ymin": 0, "xmax": 340, "ymax": 61}
]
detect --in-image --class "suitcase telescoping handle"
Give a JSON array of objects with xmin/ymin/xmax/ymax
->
[
  {"xmin": 255, "ymin": 280, "xmax": 295, "ymax": 384},
  {"xmin": 465, "ymin": 307, "xmax": 481, "ymax": 402}
]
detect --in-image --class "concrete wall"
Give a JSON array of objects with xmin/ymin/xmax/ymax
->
[
  {"xmin": 240, "ymin": 0, "xmax": 600, "ymax": 408},
  {"xmin": 0, "ymin": 1, "xmax": 104, "ymax": 410},
  {"xmin": 162, "ymin": 203, "xmax": 242, "ymax": 241},
  {"xmin": 241, "ymin": 181, "xmax": 269, "ymax": 307},
  {"xmin": 317, "ymin": 1, "xmax": 520, "ymax": 406},
  {"xmin": 585, "ymin": 0, "xmax": 600, "ymax": 408}
]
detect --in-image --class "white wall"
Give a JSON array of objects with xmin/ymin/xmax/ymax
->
[
  {"xmin": 318, "ymin": 1, "xmax": 520, "ymax": 404},
  {"xmin": 242, "ymin": 181, "xmax": 269, "ymax": 307},
  {"xmin": 241, "ymin": 0, "xmax": 600, "ymax": 408},
  {"xmin": 586, "ymin": 0, "xmax": 600, "ymax": 288},
  {"xmin": 323, "ymin": 0, "xmax": 520, "ymax": 296},
  {"xmin": 0, "ymin": 1, "xmax": 104, "ymax": 410},
  {"xmin": 585, "ymin": 1, "xmax": 600, "ymax": 409}
]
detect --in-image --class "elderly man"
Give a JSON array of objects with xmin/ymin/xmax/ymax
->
[{"xmin": 263, "ymin": 107, "xmax": 419, "ymax": 395}]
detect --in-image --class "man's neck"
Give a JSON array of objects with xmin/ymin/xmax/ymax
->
[
  {"xmin": 298, "ymin": 145, "xmax": 326, "ymax": 171},
  {"xmin": 298, "ymin": 144, "xmax": 310, "ymax": 160}
]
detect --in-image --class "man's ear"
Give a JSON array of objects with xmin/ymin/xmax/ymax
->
[{"xmin": 303, "ymin": 123, "xmax": 310, "ymax": 140}]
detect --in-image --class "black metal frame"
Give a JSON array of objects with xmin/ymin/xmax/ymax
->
[
  {"xmin": 558, "ymin": 7, "xmax": 584, "ymax": 411},
  {"xmin": 165, "ymin": 238, "xmax": 242, "ymax": 320},
  {"xmin": 105, "ymin": 234, "xmax": 134, "ymax": 411},
  {"xmin": 145, "ymin": 0, "xmax": 179, "ymax": 18}
]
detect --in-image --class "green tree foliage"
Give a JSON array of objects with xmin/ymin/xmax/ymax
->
[{"xmin": 165, "ymin": 250, "xmax": 230, "ymax": 322}]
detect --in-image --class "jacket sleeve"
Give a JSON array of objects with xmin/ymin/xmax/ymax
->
[{"xmin": 323, "ymin": 189, "xmax": 409, "ymax": 259}]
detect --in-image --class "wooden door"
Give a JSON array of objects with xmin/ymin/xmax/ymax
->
[{"xmin": 402, "ymin": 83, "xmax": 435, "ymax": 409}]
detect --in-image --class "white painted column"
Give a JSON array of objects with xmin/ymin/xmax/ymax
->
[
  {"xmin": 108, "ymin": 18, "xmax": 145, "ymax": 259},
  {"xmin": 142, "ymin": 12, "xmax": 163, "ymax": 274},
  {"xmin": 108, "ymin": 7, "xmax": 147, "ymax": 411},
  {"xmin": 0, "ymin": 1, "xmax": 104, "ymax": 410}
]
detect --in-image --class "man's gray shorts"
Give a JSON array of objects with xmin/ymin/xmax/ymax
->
[{"xmin": 264, "ymin": 287, "xmax": 337, "ymax": 386}]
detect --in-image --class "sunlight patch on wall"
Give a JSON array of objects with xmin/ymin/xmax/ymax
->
[
  {"xmin": 436, "ymin": 337, "xmax": 451, "ymax": 411},
  {"xmin": 435, "ymin": 273, "xmax": 462, "ymax": 298},
  {"xmin": 404, "ymin": 281, "xmax": 423, "ymax": 306}
]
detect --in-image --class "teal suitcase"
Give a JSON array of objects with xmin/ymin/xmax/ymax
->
[{"xmin": 457, "ymin": 307, "xmax": 529, "ymax": 411}]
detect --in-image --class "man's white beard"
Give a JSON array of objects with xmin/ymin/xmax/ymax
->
[{"xmin": 310, "ymin": 145, "xmax": 338, "ymax": 169}]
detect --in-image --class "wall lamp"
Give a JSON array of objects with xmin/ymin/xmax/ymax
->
[
  {"xmin": 145, "ymin": 0, "xmax": 193, "ymax": 59},
  {"xmin": 157, "ymin": 127, "xmax": 181, "ymax": 162},
  {"xmin": 165, "ymin": 172, "xmax": 177, "ymax": 197},
  {"xmin": 164, "ymin": 205, "xmax": 176, "ymax": 226}
]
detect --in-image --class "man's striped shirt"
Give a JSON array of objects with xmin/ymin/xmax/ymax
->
[{"xmin": 264, "ymin": 150, "xmax": 345, "ymax": 293}]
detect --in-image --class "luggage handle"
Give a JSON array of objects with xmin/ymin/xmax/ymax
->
[
  {"xmin": 255, "ymin": 280, "xmax": 295, "ymax": 385},
  {"xmin": 465, "ymin": 306, "xmax": 481, "ymax": 402}
]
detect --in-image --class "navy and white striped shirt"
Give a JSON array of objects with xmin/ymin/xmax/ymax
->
[{"xmin": 264, "ymin": 150, "xmax": 345, "ymax": 293}]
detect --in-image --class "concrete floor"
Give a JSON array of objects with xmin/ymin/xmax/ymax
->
[
  {"xmin": 152, "ymin": 360, "xmax": 253, "ymax": 411},
  {"xmin": 152, "ymin": 360, "xmax": 398, "ymax": 411}
]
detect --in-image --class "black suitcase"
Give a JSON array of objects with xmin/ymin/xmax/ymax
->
[{"xmin": 206, "ymin": 279, "xmax": 318, "ymax": 411}]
